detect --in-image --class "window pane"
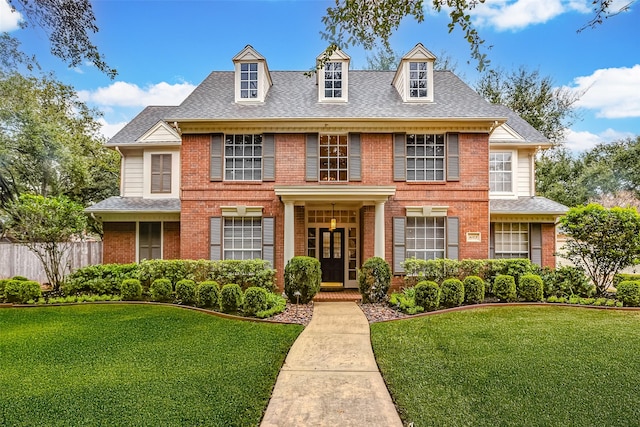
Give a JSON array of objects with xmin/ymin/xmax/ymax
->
[
  {"xmin": 224, "ymin": 134, "xmax": 263, "ymax": 181},
  {"xmin": 405, "ymin": 134, "xmax": 445, "ymax": 182}
]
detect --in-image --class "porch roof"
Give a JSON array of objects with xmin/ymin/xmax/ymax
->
[
  {"xmin": 274, "ymin": 185, "xmax": 396, "ymax": 204},
  {"xmin": 86, "ymin": 196, "xmax": 181, "ymax": 213},
  {"xmin": 490, "ymin": 196, "xmax": 568, "ymax": 216}
]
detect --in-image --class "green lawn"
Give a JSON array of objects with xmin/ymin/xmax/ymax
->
[
  {"xmin": 0, "ymin": 304, "xmax": 302, "ymax": 426},
  {"xmin": 371, "ymin": 306, "xmax": 640, "ymax": 427}
]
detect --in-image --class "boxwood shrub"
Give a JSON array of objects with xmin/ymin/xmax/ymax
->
[
  {"xmin": 150, "ymin": 278, "xmax": 173, "ymax": 302},
  {"xmin": 244, "ymin": 287, "xmax": 269, "ymax": 316},
  {"xmin": 0, "ymin": 278, "xmax": 10, "ymax": 301},
  {"xmin": 196, "ymin": 281, "xmax": 220, "ymax": 309},
  {"xmin": 358, "ymin": 257, "xmax": 391, "ymax": 303},
  {"xmin": 414, "ymin": 280, "xmax": 440, "ymax": 312},
  {"xmin": 518, "ymin": 274, "xmax": 544, "ymax": 302},
  {"xmin": 175, "ymin": 279, "xmax": 197, "ymax": 305},
  {"xmin": 284, "ymin": 256, "xmax": 321, "ymax": 304},
  {"xmin": 463, "ymin": 276, "xmax": 485, "ymax": 304},
  {"xmin": 63, "ymin": 263, "xmax": 138, "ymax": 296},
  {"xmin": 220, "ymin": 283, "xmax": 243, "ymax": 313},
  {"xmin": 494, "ymin": 275, "xmax": 517, "ymax": 302},
  {"xmin": 4, "ymin": 279, "xmax": 42, "ymax": 304},
  {"xmin": 256, "ymin": 292, "xmax": 287, "ymax": 318},
  {"xmin": 616, "ymin": 281, "xmax": 640, "ymax": 307},
  {"xmin": 440, "ymin": 278, "xmax": 464, "ymax": 308},
  {"xmin": 120, "ymin": 279, "xmax": 142, "ymax": 301}
]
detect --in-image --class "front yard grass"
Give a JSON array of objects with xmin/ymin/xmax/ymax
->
[
  {"xmin": 371, "ymin": 306, "xmax": 640, "ymax": 426},
  {"xmin": 0, "ymin": 304, "xmax": 302, "ymax": 426}
]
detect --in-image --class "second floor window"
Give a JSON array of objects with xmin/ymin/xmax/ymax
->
[
  {"xmin": 324, "ymin": 62, "xmax": 343, "ymax": 98},
  {"xmin": 319, "ymin": 135, "xmax": 348, "ymax": 181},
  {"xmin": 240, "ymin": 63, "xmax": 258, "ymax": 99},
  {"xmin": 406, "ymin": 134, "xmax": 445, "ymax": 181},
  {"xmin": 409, "ymin": 62, "xmax": 428, "ymax": 98},
  {"xmin": 490, "ymin": 152, "xmax": 513, "ymax": 192},
  {"xmin": 225, "ymin": 134, "xmax": 262, "ymax": 181},
  {"xmin": 151, "ymin": 154, "xmax": 171, "ymax": 193}
]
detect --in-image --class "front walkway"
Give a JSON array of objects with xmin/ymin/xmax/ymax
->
[{"xmin": 260, "ymin": 302, "xmax": 402, "ymax": 427}]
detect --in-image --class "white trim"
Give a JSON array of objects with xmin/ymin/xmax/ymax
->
[
  {"xmin": 317, "ymin": 49, "xmax": 350, "ymax": 103},
  {"xmin": 142, "ymin": 149, "xmax": 181, "ymax": 199},
  {"xmin": 136, "ymin": 121, "xmax": 181, "ymax": 144},
  {"xmin": 489, "ymin": 149, "xmax": 517, "ymax": 199},
  {"xmin": 221, "ymin": 205, "xmax": 263, "ymax": 217},
  {"xmin": 405, "ymin": 206, "xmax": 449, "ymax": 217}
]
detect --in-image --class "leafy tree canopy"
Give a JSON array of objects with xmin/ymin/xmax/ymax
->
[{"xmin": 560, "ymin": 203, "xmax": 640, "ymax": 295}]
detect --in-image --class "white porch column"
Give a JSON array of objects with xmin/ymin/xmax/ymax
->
[
  {"xmin": 283, "ymin": 201, "xmax": 295, "ymax": 266},
  {"xmin": 374, "ymin": 201, "xmax": 385, "ymax": 258}
]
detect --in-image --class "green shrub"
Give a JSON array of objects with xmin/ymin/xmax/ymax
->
[
  {"xmin": 539, "ymin": 266, "xmax": 594, "ymax": 298},
  {"xmin": 4, "ymin": 280, "xmax": 42, "ymax": 304},
  {"xmin": 220, "ymin": 283, "xmax": 243, "ymax": 313},
  {"xmin": 243, "ymin": 287, "xmax": 269, "ymax": 316},
  {"xmin": 358, "ymin": 257, "xmax": 392, "ymax": 303},
  {"xmin": 256, "ymin": 292, "xmax": 287, "ymax": 318},
  {"xmin": 0, "ymin": 278, "xmax": 10, "ymax": 301},
  {"xmin": 580, "ymin": 298, "xmax": 596, "ymax": 305},
  {"xmin": 196, "ymin": 281, "xmax": 220, "ymax": 309},
  {"xmin": 175, "ymin": 279, "xmax": 197, "ymax": 305},
  {"xmin": 518, "ymin": 274, "xmax": 544, "ymax": 302},
  {"xmin": 616, "ymin": 281, "xmax": 640, "ymax": 307},
  {"xmin": 389, "ymin": 287, "xmax": 424, "ymax": 315},
  {"xmin": 614, "ymin": 273, "xmax": 640, "ymax": 287},
  {"xmin": 63, "ymin": 263, "xmax": 138, "ymax": 295},
  {"xmin": 606, "ymin": 299, "xmax": 616, "ymax": 307},
  {"xmin": 414, "ymin": 281, "xmax": 440, "ymax": 312},
  {"xmin": 284, "ymin": 256, "xmax": 321, "ymax": 304},
  {"xmin": 463, "ymin": 276, "xmax": 485, "ymax": 304},
  {"xmin": 440, "ymin": 278, "xmax": 464, "ymax": 308},
  {"xmin": 547, "ymin": 295, "xmax": 559, "ymax": 303},
  {"xmin": 150, "ymin": 279, "xmax": 173, "ymax": 302},
  {"xmin": 120, "ymin": 279, "xmax": 142, "ymax": 301},
  {"xmin": 11, "ymin": 275, "xmax": 29, "ymax": 281},
  {"xmin": 210, "ymin": 259, "xmax": 276, "ymax": 292},
  {"xmin": 403, "ymin": 258, "xmax": 462, "ymax": 287},
  {"xmin": 569, "ymin": 295, "xmax": 581, "ymax": 304},
  {"xmin": 494, "ymin": 275, "xmax": 516, "ymax": 302},
  {"xmin": 593, "ymin": 298, "xmax": 608, "ymax": 306}
]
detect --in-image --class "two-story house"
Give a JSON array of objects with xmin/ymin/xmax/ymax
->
[{"xmin": 87, "ymin": 43, "xmax": 568, "ymax": 289}]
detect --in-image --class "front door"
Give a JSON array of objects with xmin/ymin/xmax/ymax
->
[{"xmin": 319, "ymin": 228, "xmax": 344, "ymax": 283}]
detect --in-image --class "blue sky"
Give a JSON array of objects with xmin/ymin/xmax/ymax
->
[{"xmin": 2, "ymin": 0, "xmax": 639, "ymax": 151}]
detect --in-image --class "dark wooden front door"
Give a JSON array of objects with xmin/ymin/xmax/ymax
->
[{"xmin": 319, "ymin": 228, "xmax": 344, "ymax": 283}]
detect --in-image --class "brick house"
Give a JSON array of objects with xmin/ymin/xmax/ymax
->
[{"xmin": 87, "ymin": 43, "xmax": 567, "ymax": 289}]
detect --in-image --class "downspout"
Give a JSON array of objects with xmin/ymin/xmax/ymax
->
[{"xmin": 115, "ymin": 146, "xmax": 124, "ymax": 197}]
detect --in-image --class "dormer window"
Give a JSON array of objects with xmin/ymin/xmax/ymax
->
[
  {"xmin": 240, "ymin": 63, "xmax": 258, "ymax": 99},
  {"xmin": 317, "ymin": 49, "xmax": 350, "ymax": 102},
  {"xmin": 393, "ymin": 43, "xmax": 436, "ymax": 103},
  {"xmin": 409, "ymin": 62, "xmax": 428, "ymax": 98},
  {"xmin": 233, "ymin": 45, "xmax": 272, "ymax": 103}
]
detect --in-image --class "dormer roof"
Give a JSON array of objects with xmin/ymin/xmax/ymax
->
[
  {"xmin": 232, "ymin": 45, "xmax": 272, "ymax": 103},
  {"xmin": 316, "ymin": 48, "xmax": 350, "ymax": 103},
  {"xmin": 392, "ymin": 43, "xmax": 437, "ymax": 103}
]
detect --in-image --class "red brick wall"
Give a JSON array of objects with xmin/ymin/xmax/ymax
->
[
  {"xmin": 542, "ymin": 223, "xmax": 557, "ymax": 268},
  {"xmin": 103, "ymin": 222, "xmax": 136, "ymax": 264},
  {"xmin": 163, "ymin": 222, "xmax": 180, "ymax": 259}
]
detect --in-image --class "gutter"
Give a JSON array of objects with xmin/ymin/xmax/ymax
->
[{"xmin": 115, "ymin": 146, "xmax": 124, "ymax": 197}]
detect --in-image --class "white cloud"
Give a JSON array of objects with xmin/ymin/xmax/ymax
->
[
  {"xmin": 0, "ymin": 0, "xmax": 22, "ymax": 32},
  {"xmin": 567, "ymin": 65, "xmax": 640, "ymax": 119},
  {"xmin": 470, "ymin": 0, "xmax": 589, "ymax": 31},
  {"xmin": 78, "ymin": 81, "xmax": 196, "ymax": 107},
  {"xmin": 564, "ymin": 128, "xmax": 635, "ymax": 152},
  {"xmin": 97, "ymin": 118, "xmax": 128, "ymax": 139}
]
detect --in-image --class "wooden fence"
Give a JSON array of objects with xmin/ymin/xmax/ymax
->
[{"xmin": 0, "ymin": 241, "xmax": 103, "ymax": 284}]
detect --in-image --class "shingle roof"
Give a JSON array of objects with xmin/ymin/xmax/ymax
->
[
  {"xmin": 490, "ymin": 197, "xmax": 568, "ymax": 215},
  {"xmin": 86, "ymin": 197, "xmax": 180, "ymax": 213},
  {"xmin": 107, "ymin": 106, "xmax": 177, "ymax": 146},
  {"xmin": 491, "ymin": 104, "xmax": 548, "ymax": 143}
]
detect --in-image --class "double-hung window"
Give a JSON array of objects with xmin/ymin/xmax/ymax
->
[
  {"xmin": 494, "ymin": 223, "xmax": 529, "ymax": 258},
  {"xmin": 490, "ymin": 152, "xmax": 513, "ymax": 192},
  {"xmin": 406, "ymin": 134, "xmax": 445, "ymax": 181},
  {"xmin": 223, "ymin": 217, "xmax": 262, "ymax": 260},
  {"xmin": 319, "ymin": 135, "xmax": 348, "ymax": 181},
  {"xmin": 150, "ymin": 154, "xmax": 171, "ymax": 194},
  {"xmin": 409, "ymin": 62, "xmax": 428, "ymax": 98},
  {"xmin": 240, "ymin": 63, "xmax": 258, "ymax": 99},
  {"xmin": 406, "ymin": 217, "xmax": 446, "ymax": 260},
  {"xmin": 324, "ymin": 62, "xmax": 343, "ymax": 98},
  {"xmin": 225, "ymin": 134, "xmax": 262, "ymax": 181}
]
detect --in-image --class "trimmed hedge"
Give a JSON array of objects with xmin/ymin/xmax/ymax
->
[
  {"xmin": 616, "ymin": 281, "xmax": 640, "ymax": 307},
  {"xmin": 414, "ymin": 281, "xmax": 440, "ymax": 312},
  {"xmin": 150, "ymin": 279, "xmax": 173, "ymax": 302},
  {"xmin": 284, "ymin": 256, "xmax": 321, "ymax": 304},
  {"xmin": 4, "ymin": 279, "xmax": 42, "ymax": 304},
  {"xmin": 63, "ymin": 263, "xmax": 138, "ymax": 296},
  {"xmin": 358, "ymin": 257, "xmax": 392, "ymax": 303},
  {"xmin": 440, "ymin": 278, "xmax": 464, "ymax": 308},
  {"xmin": 196, "ymin": 281, "xmax": 220, "ymax": 309},
  {"xmin": 244, "ymin": 287, "xmax": 269, "ymax": 316},
  {"xmin": 120, "ymin": 279, "xmax": 142, "ymax": 301},
  {"xmin": 494, "ymin": 275, "xmax": 517, "ymax": 302},
  {"xmin": 175, "ymin": 279, "xmax": 197, "ymax": 305},
  {"xmin": 220, "ymin": 283, "xmax": 243, "ymax": 313},
  {"xmin": 463, "ymin": 276, "xmax": 485, "ymax": 304},
  {"xmin": 518, "ymin": 274, "xmax": 544, "ymax": 302},
  {"xmin": 539, "ymin": 266, "xmax": 594, "ymax": 298}
]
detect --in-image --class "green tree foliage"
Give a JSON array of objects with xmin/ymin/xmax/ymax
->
[
  {"xmin": 5, "ymin": 194, "xmax": 87, "ymax": 290},
  {"xmin": 476, "ymin": 67, "xmax": 582, "ymax": 143},
  {"xmin": 535, "ymin": 146, "xmax": 590, "ymax": 207},
  {"xmin": 560, "ymin": 204, "xmax": 640, "ymax": 295},
  {"xmin": 0, "ymin": 73, "xmax": 119, "ymax": 209},
  {"xmin": 6, "ymin": 0, "xmax": 116, "ymax": 77}
]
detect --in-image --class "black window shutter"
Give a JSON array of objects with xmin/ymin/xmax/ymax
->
[
  {"xmin": 306, "ymin": 133, "xmax": 319, "ymax": 181},
  {"xmin": 447, "ymin": 133, "xmax": 460, "ymax": 181},
  {"xmin": 393, "ymin": 217, "xmax": 406, "ymax": 274},
  {"xmin": 263, "ymin": 134, "xmax": 275, "ymax": 181},
  {"xmin": 393, "ymin": 133, "xmax": 406, "ymax": 181},
  {"xmin": 530, "ymin": 223, "xmax": 542, "ymax": 266},
  {"xmin": 210, "ymin": 134, "xmax": 223, "ymax": 181},
  {"xmin": 447, "ymin": 217, "xmax": 460, "ymax": 260},
  {"xmin": 210, "ymin": 217, "xmax": 222, "ymax": 260},
  {"xmin": 349, "ymin": 133, "xmax": 361, "ymax": 181}
]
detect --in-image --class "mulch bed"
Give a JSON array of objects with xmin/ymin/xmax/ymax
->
[{"xmin": 268, "ymin": 301, "xmax": 408, "ymax": 325}]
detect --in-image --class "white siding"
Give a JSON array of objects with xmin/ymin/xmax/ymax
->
[
  {"xmin": 516, "ymin": 152, "xmax": 531, "ymax": 196},
  {"xmin": 123, "ymin": 150, "xmax": 143, "ymax": 197}
]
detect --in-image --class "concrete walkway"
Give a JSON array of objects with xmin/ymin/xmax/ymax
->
[{"xmin": 261, "ymin": 302, "xmax": 403, "ymax": 427}]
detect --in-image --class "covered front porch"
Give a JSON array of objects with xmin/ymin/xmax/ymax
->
[{"xmin": 275, "ymin": 185, "xmax": 396, "ymax": 289}]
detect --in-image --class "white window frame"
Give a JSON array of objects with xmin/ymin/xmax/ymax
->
[
  {"xmin": 239, "ymin": 62, "xmax": 258, "ymax": 99},
  {"xmin": 319, "ymin": 134, "xmax": 348, "ymax": 182},
  {"xmin": 406, "ymin": 216, "xmax": 446, "ymax": 260},
  {"xmin": 494, "ymin": 222, "xmax": 529, "ymax": 259},
  {"xmin": 404, "ymin": 60, "xmax": 434, "ymax": 103},
  {"xmin": 406, "ymin": 134, "xmax": 446, "ymax": 182},
  {"xmin": 223, "ymin": 217, "xmax": 263, "ymax": 260},
  {"xmin": 143, "ymin": 150, "xmax": 180, "ymax": 198},
  {"xmin": 224, "ymin": 134, "xmax": 263, "ymax": 181},
  {"xmin": 490, "ymin": 150, "xmax": 516, "ymax": 195},
  {"xmin": 319, "ymin": 60, "xmax": 348, "ymax": 102}
]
